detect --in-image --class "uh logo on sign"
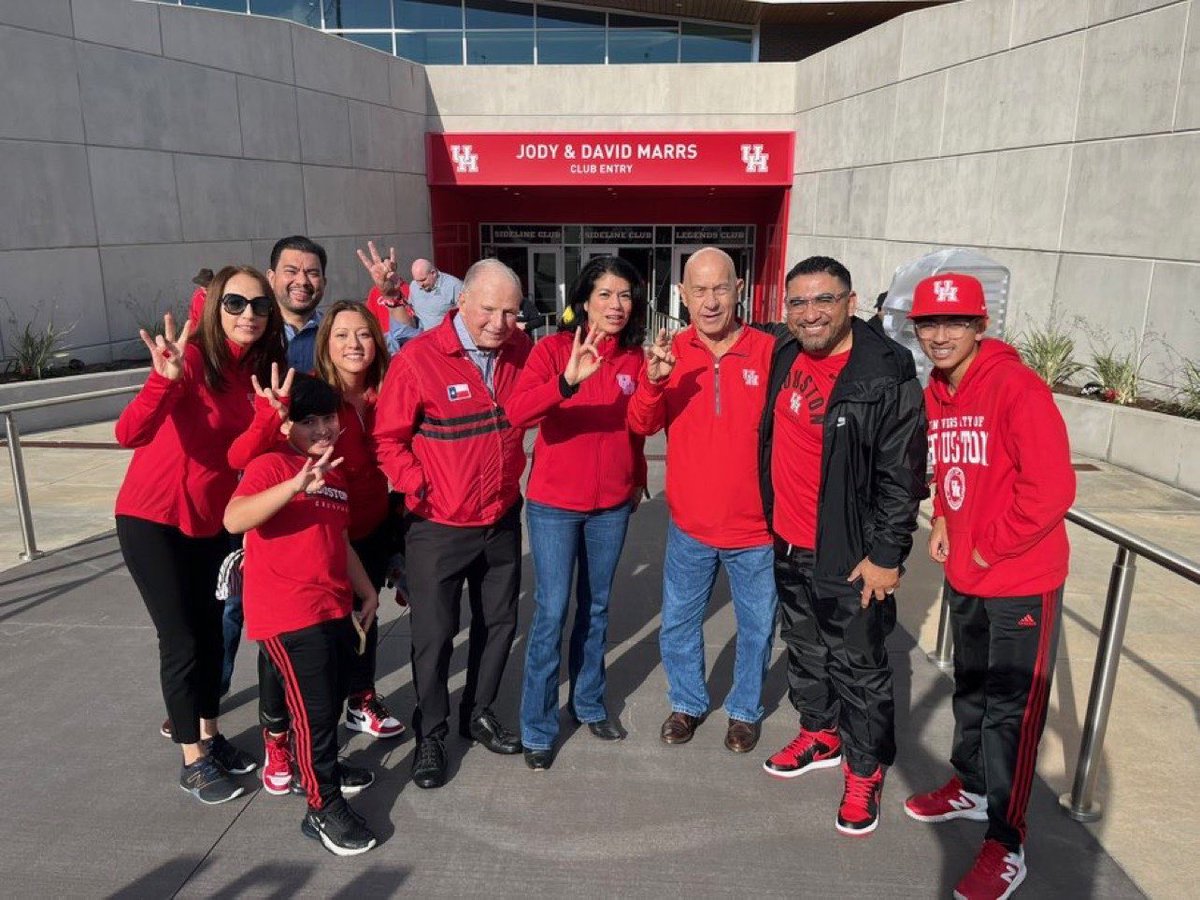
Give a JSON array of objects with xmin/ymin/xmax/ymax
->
[{"xmin": 451, "ymin": 144, "xmax": 479, "ymax": 174}]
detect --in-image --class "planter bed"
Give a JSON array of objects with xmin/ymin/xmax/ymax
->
[{"xmin": 0, "ymin": 367, "xmax": 150, "ymax": 434}]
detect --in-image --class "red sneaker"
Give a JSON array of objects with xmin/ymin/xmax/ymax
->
[
  {"xmin": 836, "ymin": 762, "xmax": 885, "ymax": 836},
  {"xmin": 261, "ymin": 729, "xmax": 294, "ymax": 796},
  {"xmin": 905, "ymin": 776, "xmax": 988, "ymax": 822},
  {"xmin": 954, "ymin": 840, "xmax": 1026, "ymax": 900},
  {"xmin": 763, "ymin": 727, "xmax": 842, "ymax": 778},
  {"xmin": 345, "ymin": 690, "xmax": 406, "ymax": 739}
]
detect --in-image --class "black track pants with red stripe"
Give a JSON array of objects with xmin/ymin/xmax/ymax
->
[
  {"xmin": 947, "ymin": 584, "xmax": 1063, "ymax": 850},
  {"xmin": 261, "ymin": 617, "xmax": 355, "ymax": 810}
]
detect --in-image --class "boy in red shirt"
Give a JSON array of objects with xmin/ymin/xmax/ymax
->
[
  {"xmin": 224, "ymin": 375, "xmax": 381, "ymax": 857},
  {"xmin": 905, "ymin": 274, "xmax": 1075, "ymax": 899}
]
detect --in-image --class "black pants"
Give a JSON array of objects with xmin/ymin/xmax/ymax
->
[
  {"xmin": 948, "ymin": 584, "xmax": 1062, "ymax": 850},
  {"xmin": 261, "ymin": 617, "xmax": 355, "ymax": 810},
  {"xmin": 774, "ymin": 542, "xmax": 897, "ymax": 772},
  {"xmin": 405, "ymin": 504, "xmax": 521, "ymax": 740},
  {"xmin": 116, "ymin": 515, "xmax": 228, "ymax": 745}
]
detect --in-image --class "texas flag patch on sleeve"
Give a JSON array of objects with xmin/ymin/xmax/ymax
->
[{"xmin": 447, "ymin": 383, "xmax": 472, "ymax": 401}]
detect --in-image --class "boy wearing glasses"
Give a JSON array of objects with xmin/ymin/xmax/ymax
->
[
  {"xmin": 906, "ymin": 273, "xmax": 1075, "ymax": 900},
  {"xmin": 224, "ymin": 374, "xmax": 380, "ymax": 857}
]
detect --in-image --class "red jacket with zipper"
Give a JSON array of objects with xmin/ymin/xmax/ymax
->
[
  {"xmin": 505, "ymin": 329, "xmax": 647, "ymax": 512},
  {"xmin": 627, "ymin": 325, "xmax": 774, "ymax": 548},
  {"xmin": 928, "ymin": 338, "xmax": 1075, "ymax": 597},
  {"xmin": 372, "ymin": 311, "xmax": 531, "ymax": 527}
]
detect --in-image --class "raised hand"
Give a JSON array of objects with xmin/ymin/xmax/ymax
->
[
  {"xmin": 290, "ymin": 445, "xmax": 344, "ymax": 496},
  {"xmin": 250, "ymin": 363, "xmax": 295, "ymax": 421},
  {"xmin": 139, "ymin": 312, "xmax": 192, "ymax": 382},
  {"xmin": 646, "ymin": 328, "xmax": 677, "ymax": 384},
  {"xmin": 563, "ymin": 326, "xmax": 603, "ymax": 387},
  {"xmin": 355, "ymin": 240, "xmax": 400, "ymax": 297}
]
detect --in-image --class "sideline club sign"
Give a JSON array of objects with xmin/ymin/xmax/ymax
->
[{"xmin": 428, "ymin": 132, "xmax": 793, "ymax": 187}]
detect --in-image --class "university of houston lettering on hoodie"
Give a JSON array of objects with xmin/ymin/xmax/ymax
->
[{"xmin": 927, "ymin": 338, "xmax": 1076, "ymax": 597}]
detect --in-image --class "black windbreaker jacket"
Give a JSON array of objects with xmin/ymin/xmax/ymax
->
[{"xmin": 758, "ymin": 317, "xmax": 929, "ymax": 596}]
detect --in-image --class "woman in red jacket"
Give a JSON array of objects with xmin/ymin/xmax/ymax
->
[
  {"xmin": 115, "ymin": 264, "xmax": 285, "ymax": 804},
  {"xmin": 506, "ymin": 255, "xmax": 648, "ymax": 770}
]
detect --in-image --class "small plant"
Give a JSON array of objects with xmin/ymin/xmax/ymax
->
[
  {"xmin": 1089, "ymin": 347, "xmax": 1144, "ymax": 406},
  {"xmin": 3, "ymin": 301, "xmax": 76, "ymax": 380},
  {"xmin": 1175, "ymin": 359, "xmax": 1200, "ymax": 418},
  {"xmin": 1016, "ymin": 319, "xmax": 1084, "ymax": 387},
  {"xmin": 121, "ymin": 293, "xmax": 186, "ymax": 340}
]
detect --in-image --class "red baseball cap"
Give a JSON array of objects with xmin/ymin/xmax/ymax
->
[{"xmin": 908, "ymin": 273, "xmax": 988, "ymax": 318}]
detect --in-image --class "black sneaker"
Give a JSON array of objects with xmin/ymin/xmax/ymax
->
[
  {"xmin": 203, "ymin": 734, "xmax": 258, "ymax": 775},
  {"xmin": 289, "ymin": 760, "xmax": 377, "ymax": 797},
  {"xmin": 412, "ymin": 736, "xmax": 448, "ymax": 789},
  {"xmin": 180, "ymin": 756, "xmax": 245, "ymax": 805},
  {"xmin": 301, "ymin": 797, "xmax": 377, "ymax": 856}
]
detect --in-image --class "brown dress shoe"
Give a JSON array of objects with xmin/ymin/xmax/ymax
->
[
  {"xmin": 724, "ymin": 718, "xmax": 761, "ymax": 753},
  {"xmin": 660, "ymin": 711, "xmax": 704, "ymax": 745}
]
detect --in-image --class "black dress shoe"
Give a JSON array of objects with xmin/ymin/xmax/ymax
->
[
  {"xmin": 460, "ymin": 710, "xmax": 523, "ymax": 755},
  {"xmin": 586, "ymin": 719, "xmax": 624, "ymax": 742},
  {"xmin": 524, "ymin": 748, "xmax": 554, "ymax": 771},
  {"xmin": 411, "ymin": 737, "xmax": 447, "ymax": 789}
]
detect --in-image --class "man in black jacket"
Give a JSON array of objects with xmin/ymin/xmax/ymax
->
[{"xmin": 758, "ymin": 256, "xmax": 927, "ymax": 836}]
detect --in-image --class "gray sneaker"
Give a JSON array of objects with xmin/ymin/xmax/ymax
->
[
  {"xmin": 203, "ymin": 734, "xmax": 258, "ymax": 775},
  {"xmin": 180, "ymin": 756, "xmax": 245, "ymax": 805}
]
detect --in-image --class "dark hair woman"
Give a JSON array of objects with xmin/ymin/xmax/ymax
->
[
  {"xmin": 504, "ymin": 255, "xmax": 649, "ymax": 769},
  {"xmin": 115, "ymin": 264, "xmax": 286, "ymax": 804}
]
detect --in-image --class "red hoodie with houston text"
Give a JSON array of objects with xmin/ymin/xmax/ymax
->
[{"xmin": 927, "ymin": 338, "xmax": 1075, "ymax": 597}]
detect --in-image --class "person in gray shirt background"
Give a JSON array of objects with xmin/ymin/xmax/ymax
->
[{"xmin": 409, "ymin": 259, "xmax": 464, "ymax": 331}]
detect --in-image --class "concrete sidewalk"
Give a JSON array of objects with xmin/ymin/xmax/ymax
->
[{"xmin": 0, "ymin": 422, "xmax": 1196, "ymax": 896}]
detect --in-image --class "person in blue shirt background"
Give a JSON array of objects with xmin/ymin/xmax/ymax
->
[{"xmin": 269, "ymin": 235, "xmax": 327, "ymax": 372}]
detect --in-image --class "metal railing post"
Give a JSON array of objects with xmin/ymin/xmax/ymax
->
[
  {"xmin": 927, "ymin": 578, "xmax": 954, "ymax": 669},
  {"xmin": 1059, "ymin": 545, "xmax": 1138, "ymax": 823},
  {"xmin": 3, "ymin": 411, "xmax": 43, "ymax": 561}
]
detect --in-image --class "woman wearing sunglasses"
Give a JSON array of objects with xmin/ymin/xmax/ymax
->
[{"xmin": 115, "ymin": 265, "xmax": 286, "ymax": 804}]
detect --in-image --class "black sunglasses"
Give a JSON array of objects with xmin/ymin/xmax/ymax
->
[{"xmin": 221, "ymin": 293, "xmax": 273, "ymax": 317}]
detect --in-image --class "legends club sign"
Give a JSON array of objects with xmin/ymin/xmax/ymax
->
[{"xmin": 428, "ymin": 132, "xmax": 793, "ymax": 187}]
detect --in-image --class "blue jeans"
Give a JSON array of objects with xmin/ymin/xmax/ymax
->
[
  {"xmin": 220, "ymin": 592, "xmax": 243, "ymax": 698},
  {"xmin": 660, "ymin": 517, "xmax": 776, "ymax": 724},
  {"xmin": 520, "ymin": 499, "xmax": 632, "ymax": 751}
]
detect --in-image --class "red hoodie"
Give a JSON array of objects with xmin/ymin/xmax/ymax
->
[
  {"xmin": 927, "ymin": 338, "xmax": 1075, "ymax": 597},
  {"xmin": 627, "ymin": 325, "xmax": 774, "ymax": 548},
  {"xmin": 115, "ymin": 342, "xmax": 255, "ymax": 537},
  {"xmin": 505, "ymin": 329, "xmax": 647, "ymax": 512}
]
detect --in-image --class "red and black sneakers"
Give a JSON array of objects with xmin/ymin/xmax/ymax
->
[
  {"xmin": 954, "ymin": 840, "xmax": 1026, "ymax": 900},
  {"xmin": 836, "ymin": 762, "xmax": 885, "ymax": 836},
  {"xmin": 345, "ymin": 690, "xmax": 406, "ymax": 740},
  {"xmin": 762, "ymin": 727, "xmax": 842, "ymax": 778},
  {"xmin": 905, "ymin": 775, "xmax": 988, "ymax": 822},
  {"xmin": 261, "ymin": 729, "xmax": 294, "ymax": 796}
]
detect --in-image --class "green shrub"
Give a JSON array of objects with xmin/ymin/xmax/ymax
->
[
  {"xmin": 1017, "ymin": 320, "xmax": 1084, "ymax": 386},
  {"xmin": 1089, "ymin": 348, "xmax": 1144, "ymax": 406}
]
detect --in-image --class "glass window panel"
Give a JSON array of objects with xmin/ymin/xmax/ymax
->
[
  {"xmin": 250, "ymin": 0, "xmax": 320, "ymax": 25},
  {"xmin": 321, "ymin": 0, "xmax": 391, "ymax": 28},
  {"xmin": 396, "ymin": 31, "xmax": 463, "ymax": 63},
  {"xmin": 465, "ymin": 0, "xmax": 531, "ymax": 29},
  {"xmin": 466, "ymin": 30, "xmax": 533, "ymax": 64},
  {"xmin": 394, "ymin": 0, "xmax": 461, "ymax": 30},
  {"xmin": 537, "ymin": 30, "xmax": 603, "ymax": 64},
  {"xmin": 183, "ymin": 0, "xmax": 248, "ymax": 13},
  {"xmin": 536, "ymin": 4, "xmax": 603, "ymax": 28},
  {"xmin": 680, "ymin": 23, "xmax": 752, "ymax": 63},
  {"xmin": 609, "ymin": 13, "xmax": 675, "ymax": 29},
  {"xmin": 564, "ymin": 226, "xmax": 581, "ymax": 244},
  {"xmin": 332, "ymin": 30, "xmax": 394, "ymax": 52},
  {"xmin": 608, "ymin": 29, "xmax": 677, "ymax": 64}
]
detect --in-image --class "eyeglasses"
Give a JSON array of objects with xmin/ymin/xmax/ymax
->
[
  {"xmin": 786, "ymin": 290, "xmax": 849, "ymax": 312},
  {"xmin": 913, "ymin": 318, "xmax": 977, "ymax": 338},
  {"xmin": 221, "ymin": 293, "xmax": 273, "ymax": 317}
]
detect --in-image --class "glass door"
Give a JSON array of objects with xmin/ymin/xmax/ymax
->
[
  {"xmin": 672, "ymin": 244, "xmax": 754, "ymax": 324},
  {"xmin": 528, "ymin": 246, "xmax": 563, "ymax": 339}
]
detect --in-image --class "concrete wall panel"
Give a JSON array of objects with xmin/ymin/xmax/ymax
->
[
  {"xmin": 174, "ymin": 156, "xmax": 305, "ymax": 243},
  {"xmin": 297, "ymin": 89, "xmax": 352, "ymax": 166},
  {"xmin": 1076, "ymin": 4, "xmax": 1188, "ymax": 139},
  {"xmin": 350, "ymin": 102, "xmax": 406, "ymax": 173},
  {"xmin": 794, "ymin": 52, "xmax": 826, "ymax": 113},
  {"xmin": 0, "ymin": 0, "xmax": 73, "ymax": 35},
  {"xmin": 1061, "ymin": 133, "xmax": 1200, "ymax": 259},
  {"xmin": 899, "ymin": 0, "xmax": 1014, "ymax": 80},
  {"xmin": 1177, "ymin": 5, "xmax": 1200, "ymax": 127},
  {"xmin": 0, "ymin": 248, "xmax": 107, "ymax": 353},
  {"xmin": 160, "ymin": 3, "xmax": 293, "ymax": 84},
  {"xmin": 1010, "ymin": 0, "xmax": 1089, "ymax": 45},
  {"xmin": 303, "ymin": 168, "xmax": 397, "ymax": 237},
  {"xmin": 1053, "ymin": 254, "xmax": 1154, "ymax": 353},
  {"xmin": 983, "ymin": 247, "xmax": 1062, "ymax": 335},
  {"xmin": 388, "ymin": 57, "xmax": 427, "ymax": 115},
  {"xmin": 237, "ymin": 76, "xmax": 301, "ymax": 163},
  {"xmin": 1143, "ymin": 261, "xmax": 1200, "ymax": 384},
  {"xmin": 823, "ymin": 16, "xmax": 902, "ymax": 103},
  {"xmin": 292, "ymin": 23, "xmax": 390, "ymax": 100},
  {"xmin": 987, "ymin": 145, "xmax": 1072, "ymax": 249},
  {"xmin": 813, "ymin": 169, "xmax": 853, "ymax": 237},
  {"xmin": 0, "ymin": 141, "xmax": 95, "ymax": 250},
  {"xmin": 892, "ymin": 71, "xmax": 946, "ymax": 162},
  {"xmin": 77, "ymin": 44, "xmax": 241, "ymax": 155},
  {"xmin": 393, "ymin": 174, "xmax": 432, "ymax": 235},
  {"xmin": 0, "ymin": 26, "xmax": 84, "ymax": 143},
  {"xmin": 840, "ymin": 238, "xmax": 889, "ymax": 303},
  {"xmin": 71, "ymin": 0, "xmax": 161, "ymax": 54},
  {"xmin": 427, "ymin": 113, "xmax": 797, "ymax": 133},
  {"xmin": 87, "ymin": 147, "xmax": 181, "ymax": 245},
  {"xmin": 941, "ymin": 34, "xmax": 1082, "ymax": 155},
  {"xmin": 788, "ymin": 173, "xmax": 819, "ymax": 236},
  {"xmin": 1088, "ymin": 0, "xmax": 1184, "ymax": 27},
  {"xmin": 886, "ymin": 155, "xmax": 997, "ymax": 246}
]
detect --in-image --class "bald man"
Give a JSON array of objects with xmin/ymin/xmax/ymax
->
[
  {"xmin": 408, "ymin": 258, "xmax": 464, "ymax": 331},
  {"xmin": 627, "ymin": 248, "xmax": 778, "ymax": 754}
]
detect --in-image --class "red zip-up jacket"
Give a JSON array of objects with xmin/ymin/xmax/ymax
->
[
  {"xmin": 505, "ymin": 329, "xmax": 647, "ymax": 512},
  {"xmin": 627, "ymin": 325, "xmax": 774, "ymax": 548},
  {"xmin": 373, "ymin": 311, "xmax": 531, "ymax": 527},
  {"xmin": 928, "ymin": 338, "xmax": 1075, "ymax": 597},
  {"xmin": 115, "ymin": 342, "xmax": 255, "ymax": 537},
  {"xmin": 227, "ymin": 392, "xmax": 389, "ymax": 541}
]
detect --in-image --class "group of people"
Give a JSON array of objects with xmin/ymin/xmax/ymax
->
[{"xmin": 115, "ymin": 236, "xmax": 1073, "ymax": 899}]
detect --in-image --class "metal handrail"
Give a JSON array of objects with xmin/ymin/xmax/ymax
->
[
  {"xmin": 927, "ymin": 505, "xmax": 1200, "ymax": 824},
  {"xmin": 2, "ymin": 383, "xmax": 143, "ymax": 561}
]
